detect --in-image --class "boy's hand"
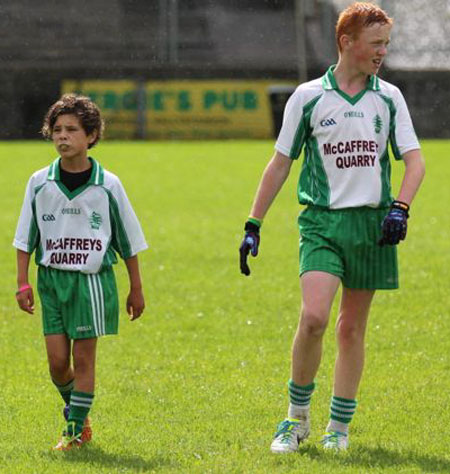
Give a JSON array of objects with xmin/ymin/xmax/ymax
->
[
  {"xmin": 16, "ymin": 284, "xmax": 34, "ymax": 314},
  {"xmin": 126, "ymin": 287, "xmax": 145, "ymax": 321},
  {"xmin": 239, "ymin": 221, "xmax": 260, "ymax": 276},
  {"xmin": 379, "ymin": 201, "xmax": 409, "ymax": 246}
]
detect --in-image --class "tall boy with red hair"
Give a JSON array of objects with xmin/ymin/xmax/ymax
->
[{"xmin": 239, "ymin": 2, "xmax": 425, "ymax": 451}]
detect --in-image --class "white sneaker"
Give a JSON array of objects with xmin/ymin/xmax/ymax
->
[
  {"xmin": 321, "ymin": 431, "xmax": 349, "ymax": 451},
  {"xmin": 270, "ymin": 416, "xmax": 310, "ymax": 454}
]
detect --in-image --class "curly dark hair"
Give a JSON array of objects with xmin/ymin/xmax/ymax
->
[{"xmin": 41, "ymin": 94, "xmax": 104, "ymax": 148}]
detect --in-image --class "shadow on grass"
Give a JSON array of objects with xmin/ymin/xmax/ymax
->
[
  {"xmin": 293, "ymin": 444, "xmax": 450, "ymax": 472},
  {"xmin": 45, "ymin": 444, "xmax": 177, "ymax": 472}
]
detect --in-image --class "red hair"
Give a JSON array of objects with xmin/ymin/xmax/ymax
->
[{"xmin": 336, "ymin": 2, "xmax": 393, "ymax": 52}]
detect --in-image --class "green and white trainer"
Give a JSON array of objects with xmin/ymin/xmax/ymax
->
[
  {"xmin": 321, "ymin": 430, "xmax": 349, "ymax": 451},
  {"xmin": 270, "ymin": 416, "xmax": 310, "ymax": 453}
]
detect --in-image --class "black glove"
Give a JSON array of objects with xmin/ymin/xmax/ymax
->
[
  {"xmin": 239, "ymin": 221, "xmax": 260, "ymax": 276},
  {"xmin": 379, "ymin": 200, "xmax": 409, "ymax": 246}
]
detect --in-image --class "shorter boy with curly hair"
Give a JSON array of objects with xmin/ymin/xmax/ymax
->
[{"xmin": 14, "ymin": 94, "xmax": 148, "ymax": 450}]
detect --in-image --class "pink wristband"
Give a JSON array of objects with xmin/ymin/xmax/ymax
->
[{"xmin": 16, "ymin": 284, "xmax": 32, "ymax": 295}]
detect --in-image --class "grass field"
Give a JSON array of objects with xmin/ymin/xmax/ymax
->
[{"xmin": 1, "ymin": 140, "xmax": 449, "ymax": 473}]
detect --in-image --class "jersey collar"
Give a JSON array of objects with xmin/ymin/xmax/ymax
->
[
  {"xmin": 47, "ymin": 157, "xmax": 104, "ymax": 185},
  {"xmin": 322, "ymin": 65, "xmax": 380, "ymax": 92}
]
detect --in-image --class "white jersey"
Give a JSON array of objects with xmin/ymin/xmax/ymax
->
[
  {"xmin": 276, "ymin": 66, "xmax": 420, "ymax": 209},
  {"xmin": 14, "ymin": 158, "xmax": 148, "ymax": 274}
]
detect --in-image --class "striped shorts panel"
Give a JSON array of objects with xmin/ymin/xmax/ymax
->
[
  {"xmin": 37, "ymin": 265, "xmax": 119, "ymax": 339},
  {"xmin": 298, "ymin": 206, "xmax": 398, "ymax": 290}
]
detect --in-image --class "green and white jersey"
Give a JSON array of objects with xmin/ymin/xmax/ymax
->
[
  {"xmin": 14, "ymin": 158, "xmax": 148, "ymax": 274},
  {"xmin": 276, "ymin": 66, "xmax": 420, "ymax": 209}
]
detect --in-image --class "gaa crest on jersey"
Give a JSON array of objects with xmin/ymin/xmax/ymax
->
[
  {"xmin": 320, "ymin": 118, "xmax": 337, "ymax": 127},
  {"xmin": 373, "ymin": 114, "xmax": 383, "ymax": 134},
  {"xmin": 90, "ymin": 211, "xmax": 102, "ymax": 230}
]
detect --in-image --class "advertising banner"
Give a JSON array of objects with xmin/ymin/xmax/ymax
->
[{"xmin": 62, "ymin": 80, "xmax": 295, "ymax": 139}]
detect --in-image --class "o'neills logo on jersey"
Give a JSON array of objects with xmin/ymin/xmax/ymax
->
[
  {"xmin": 323, "ymin": 140, "xmax": 379, "ymax": 170},
  {"xmin": 46, "ymin": 237, "xmax": 103, "ymax": 266},
  {"xmin": 62, "ymin": 208, "xmax": 81, "ymax": 215}
]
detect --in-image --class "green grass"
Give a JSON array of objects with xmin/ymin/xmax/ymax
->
[{"xmin": 1, "ymin": 140, "xmax": 450, "ymax": 473}]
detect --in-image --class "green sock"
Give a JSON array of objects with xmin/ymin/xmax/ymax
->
[
  {"xmin": 288, "ymin": 379, "xmax": 315, "ymax": 407},
  {"xmin": 288, "ymin": 379, "xmax": 315, "ymax": 418},
  {"xmin": 68, "ymin": 391, "xmax": 94, "ymax": 435},
  {"xmin": 52, "ymin": 378, "xmax": 74, "ymax": 405},
  {"xmin": 328, "ymin": 395, "xmax": 357, "ymax": 432}
]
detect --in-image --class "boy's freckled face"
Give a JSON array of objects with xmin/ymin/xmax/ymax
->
[
  {"xmin": 51, "ymin": 114, "xmax": 93, "ymax": 160},
  {"xmin": 347, "ymin": 23, "xmax": 392, "ymax": 76}
]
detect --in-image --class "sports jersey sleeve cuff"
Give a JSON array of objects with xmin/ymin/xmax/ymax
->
[
  {"xmin": 397, "ymin": 144, "xmax": 421, "ymax": 160},
  {"xmin": 13, "ymin": 239, "xmax": 30, "ymax": 252},
  {"xmin": 275, "ymin": 143, "xmax": 297, "ymax": 160},
  {"xmin": 122, "ymin": 242, "xmax": 149, "ymax": 259}
]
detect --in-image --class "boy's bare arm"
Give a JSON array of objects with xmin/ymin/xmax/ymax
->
[
  {"xmin": 239, "ymin": 151, "xmax": 294, "ymax": 276},
  {"xmin": 124, "ymin": 255, "xmax": 145, "ymax": 321},
  {"xmin": 397, "ymin": 149, "xmax": 425, "ymax": 205},
  {"xmin": 249, "ymin": 151, "xmax": 294, "ymax": 220},
  {"xmin": 16, "ymin": 249, "xmax": 34, "ymax": 314}
]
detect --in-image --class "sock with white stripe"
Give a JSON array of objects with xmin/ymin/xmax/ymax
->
[
  {"xmin": 68, "ymin": 391, "xmax": 94, "ymax": 435},
  {"xmin": 52, "ymin": 378, "xmax": 74, "ymax": 405},
  {"xmin": 287, "ymin": 379, "xmax": 315, "ymax": 419},
  {"xmin": 327, "ymin": 395, "xmax": 357, "ymax": 434}
]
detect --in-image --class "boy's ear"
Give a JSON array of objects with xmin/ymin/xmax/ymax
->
[
  {"xmin": 340, "ymin": 34, "xmax": 353, "ymax": 51},
  {"xmin": 88, "ymin": 130, "xmax": 98, "ymax": 145}
]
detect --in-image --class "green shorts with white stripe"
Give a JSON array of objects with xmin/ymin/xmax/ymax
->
[
  {"xmin": 298, "ymin": 206, "xmax": 398, "ymax": 289},
  {"xmin": 38, "ymin": 265, "xmax": 119, "ymax": 339}
]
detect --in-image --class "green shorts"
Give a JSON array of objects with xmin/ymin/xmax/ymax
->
[
  {"xmin": 37, "ymin": 266, "xmax": 119, "ymax": 339},
  {"xmin": 298, "ymin": 206, "xmax": 398, "ymax": 289}
]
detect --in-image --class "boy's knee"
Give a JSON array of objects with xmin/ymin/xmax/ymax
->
[
  {"xmin": 48, "ymin": 354, "xmax": 70, "ymax": 377},
  {"xmin": 300, "ymin": 307, "xmax": 328, "ymax": 338},
  {"xmin": 73, "ymin": 352, "xmax": 94, "ymax": 371},
  {"xmin": 336, "ymin": 319, "xmax": 364, "ymax": 346},
  {"xmin": 72, "ymin": 345, "xmax": 96, "ymax": 372}
]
